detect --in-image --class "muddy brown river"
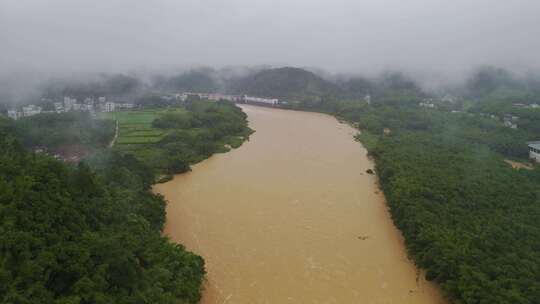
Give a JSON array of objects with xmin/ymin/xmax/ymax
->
[{"xmin": 153, "ymin": 105, "xmax": 445, "ymax": 304}]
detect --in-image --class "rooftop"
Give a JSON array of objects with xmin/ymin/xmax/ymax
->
[{"xmin": 527, "ymin": 141, "xmax": 540, "ymax": 149}]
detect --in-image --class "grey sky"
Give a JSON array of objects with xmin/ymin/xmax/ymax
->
[{"xmin": 1, "ymin": 0, "xmax": 539, "ymax": 76}]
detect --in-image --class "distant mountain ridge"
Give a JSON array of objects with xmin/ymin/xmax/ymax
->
[{"xmin": 231, "ymin": 67, "xmax": 345, "ymax": 101}]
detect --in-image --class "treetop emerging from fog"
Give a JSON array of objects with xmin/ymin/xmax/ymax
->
[{"xmin": 1, "ymin": 0, "xmax": 539, "ymax": 75}]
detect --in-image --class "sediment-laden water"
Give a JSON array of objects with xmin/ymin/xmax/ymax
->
[{"xmin": 153, "ymin": 105, "xmax": 445, "ymax": 304}]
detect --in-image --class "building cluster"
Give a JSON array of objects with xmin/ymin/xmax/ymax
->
[
  {"xmin": 503, "ymin": 114, "xmax": 519, "ymax": 129},
  {"xmin": 419, "ymin": 101, "xmax": 436, "ymax": 108},
  {"xmin": 6, "ymin": 96, "xmax": 135, "ymax": 120},
  {"xmin": 478, "ymin": 112, "xmax": 520, "ymax": 129},
  {"xmin": 364, "ymin": 95, "xmax": 371, "ymax": 105},
  {"xmin": 176, "ymin": 92, "xmax": 280, "ymax": 106},
  {"xmin": 528, "ymin": 142, "xmax": 540, "ymax": 163},
  {"xmin": 243, "ymin": 95, "xmax": 279, "ymax": 106},
  {"xmin": 419, "ymin": 95, "xmax": 458, "ymax": 108},
  {"xmin": 176, "ymin": 92, "xmax": 244, "ymax": 103},
  {"xmin": 512, "ymin": 103, "xmax": 540, "ymax": 109}
]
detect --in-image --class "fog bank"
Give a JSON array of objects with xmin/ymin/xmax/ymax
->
[{"xmin": 1, "ymin": 0, "xmax": 539, "ymax": 77}]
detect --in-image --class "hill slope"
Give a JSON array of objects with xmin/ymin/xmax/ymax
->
[{"xmin": 232, "ymin": 67, "xmax": 344, "ymax": 102}]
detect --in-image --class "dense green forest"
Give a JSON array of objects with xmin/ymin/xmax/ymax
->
[
  {"xmin": 373, "ymin": 132, "xmax": 540, "ymax": 303},
  {"xmin": 0, "ymin": 126, "xmax": 205, "ymax": 304},
  {"xmin": 153, "ymin": 69, "xmax": 219, "ymax": 93},
  {"xmin": 113, "ymin": 100, "xmax": 252, "ymax": 180},
  {"xmin": 230, "ymin": 67, "xmax": 344, "ymax": 104},
  {"xmin": 3, "ymin": 65, "xmax": 540, "ymax": 303},
  {"xmin": 0, "ymin": 100, "xmax": 252, "ymax": 303},
  {"xmin": 12, "ymin": 112, "xmax": 115, "ymax": 149}
]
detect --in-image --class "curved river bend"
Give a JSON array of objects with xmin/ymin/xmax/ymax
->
[{"xmin": 154, "ymin": 105, "xmax": 445, "ymax": 304}]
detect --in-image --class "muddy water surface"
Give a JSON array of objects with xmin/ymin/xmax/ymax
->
[{"xmin": 153, "ymin": 105, "xmax": 445, "ymax": 304}]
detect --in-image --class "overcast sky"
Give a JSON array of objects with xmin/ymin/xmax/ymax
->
[{"xmin": 1, "ymin": 0, "xmax": 539, "ymax": 76}]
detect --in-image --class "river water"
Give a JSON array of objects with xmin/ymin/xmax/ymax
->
[{"xmin": 153, "ymin": 105, "xmax": 445, "ymax": 304}]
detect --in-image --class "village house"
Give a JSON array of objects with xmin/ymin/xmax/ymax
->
[
  {"xmin": 22, "ymin": 105, "xmax": 42, "ymax": 117},
  {"xmin": 243, "ymin": 95, "xmax": 279, "ymax": 106},
  {"xmin": 7, "ymin": 109, "xmax": 20, "ymax": 120},
  {"xmin": 63, "ymin": 97, "xmax": 77, "ymax": 111},
  {"xmin": 115, "ymin": 103, "xmax": 135, "ymax": 110},
  {"xmin": 419, "ymin": 102, "xmax": 435, "ymax": 108},
  {"xmin": 441, "ymin": 94, "xmax": 457, "ymax": 103},
  {"xmin": 180, "ymin": 92, "xmax": 243, "ymax": 102},
  {"xmin": 104, "ymin": 102, "xmax": 116, "ymax": 112},
  {"xmin": 503, "ymin": 114, "xmax": 518, "ymax": 129},
  {"xmin": 528, "ymin": 142, "xmax": 540, "ymax": 163},
  {"xmin": 53, "ymin": 102, "xmax": 64, "ymax": 113}
]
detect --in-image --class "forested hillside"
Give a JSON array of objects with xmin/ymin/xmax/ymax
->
[
  {"xmin": 0, "ymin": 126, "xmax": 205, "ymax": 304},
  {"xmin": 0, "ymin": 100, "xmax": 252, "ymax": 303},
  {"xmin": 13, "ymin": 112, "xmax": 115, "ymax": 149},
  {"xmin": 98, "ymin": 100, "xmax": 252, "ymax": 181},
  {"xmin": 374, "ymin": 132, "xmax": 540, "ymax": 303},
  {"xmin": 42, "ymin": 74, "xmax": 144, "ymax": 100},
  {"xmin": 153, "ymin": 69, "xmax": 219, "ymax": 93},
  {"xmin": 232, "ymin": 67, "xmax": 344, "ymax": 105}
]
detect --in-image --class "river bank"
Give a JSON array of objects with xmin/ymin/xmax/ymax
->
[{"xmin": 154, "ymin": 105, "xmax": 445, "ymax": 303}]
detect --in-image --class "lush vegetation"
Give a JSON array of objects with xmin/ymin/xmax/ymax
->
[
  {"xmin": 232, "ymin": 67, "xmax": 344, "ymax": 106},
  {"xmin": 0, "ymin": 99, "xmax": 252, "ymax": 303},
  {"xmin": 98, "ymin": 109, "xmax": 180, "ymax": 145},
  {"xmin": 106, "ymin": 100, "xmax": 252, "ymax": 180},
  {"xmin": 153, "ymin": 69, "xmax": 219, "ymax": 93},
  {"xmin": 4, "ymin": 65, "xmax": 540, "ymax": 303},
  {"xmin": 0, "ymin": 124, "xmax": 205, "ymax": 304},
  {"xmin": 12, "ymin": 112, "xmax": 115, "ymax": 149},
  {"xmin": 373, "ymin": 132, "xmax": 540, "ymax": 303}
]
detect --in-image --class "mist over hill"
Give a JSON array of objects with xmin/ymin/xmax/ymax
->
[
  {"xmin": 2, "ymin": 65, "xmax": 540, "ymax": 111},
  {"xmin": 230, "ymin": 67, "xmax": 345, "ymax": 100}
]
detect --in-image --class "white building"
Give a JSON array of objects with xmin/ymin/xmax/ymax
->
[
  {"xmin": 22, "ymin": 105, "xmax": 42, "ymax": 117},
  {"xmin": 53, "ymin": 102, "xmax": 64, "ymax": 113},
  {"xmin": 180, "ymin": 92, "xmax": 244, "ymax": 103},
  {"xmin": 207, "ymin": 93, "xmax": 241, "ymax": 102},
  {"xmin": 441, "ymin": 94, "xmax": 457, "ymax": 103},
  {"xmin": 503, "ymin": 120, "xmax": 518, "ymax": 129},
  {"xmin": 83, "ymin": 97, "xmax": 95, "ymax": 105},
  {"xmin": 7, "ymin": 110, "xmax": 19, "ymax": 120},
  {"xmin": 98, "ymin": 97, "xmax": 106, "ymax": 103},
  {"xmin": 176, "ymin": 93, "xmax": 188, "ymax": 102},
  {"xmin": 419, "ymin": 102, "xmax": 435, "ymax": 108},
  {"xmin": 64, "ymin": 97, "xmax": 77, "ymax": 111},
  {"xmin": 365, "ymin": 95, "xmax": 371, "ymax": 105},
  {"xmin": 243, "ymin": 95, "xmax": 279, "ymax": 106},
  {"xmin": 116, "ymin": 103, "xmax": 135, "ymax": 110},
  {"xmin": 528, "ymin": 142, "xmax": 540, "ymax": 163},
  {"xmin": 104, "ymin": 102, "xmax": 116, "ymax": 112}
]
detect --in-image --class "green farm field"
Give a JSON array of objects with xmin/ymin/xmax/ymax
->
[
  {"xmin": 98, "ymin": 108, "xmax": 188, "ymax": 145},
  {"xmin": 93, "ymin": 101, "xmax": 252, "ymax": 180}
]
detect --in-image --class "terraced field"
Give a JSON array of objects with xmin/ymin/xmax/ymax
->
[{"xmin": 98, "ymin": 108, "xmax": 187, "ymax": 145}]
